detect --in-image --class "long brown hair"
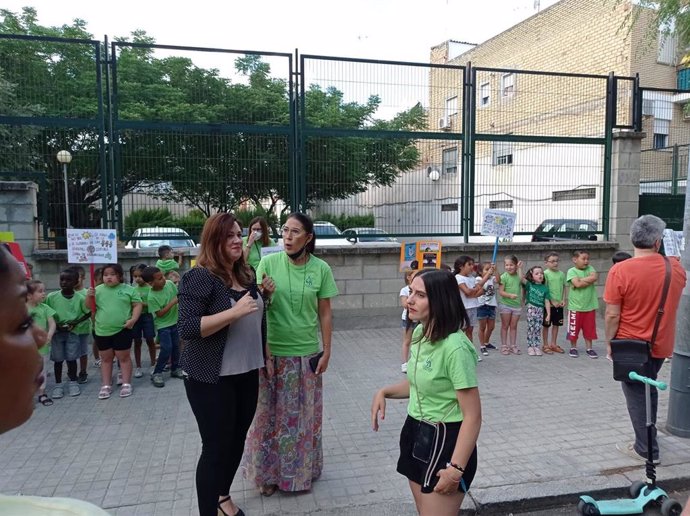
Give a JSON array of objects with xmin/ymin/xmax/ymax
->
[
  {"xmin": 196, "ymin": 213, "xmax": 254, "ymax": 287},
  {"xmin": 248, "ymin": 216, "xmax": 271, "ymax": 246}
]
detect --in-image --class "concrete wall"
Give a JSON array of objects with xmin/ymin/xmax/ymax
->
[
  {"xmin": 0, "ymin": 181, "xmax": 38, "ymax": 258},
  {"xmin": 29, "ymin": 241, "xmax": 619, "ymax": 319}
]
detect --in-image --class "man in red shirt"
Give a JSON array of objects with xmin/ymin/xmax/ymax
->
[{"xmin": 604, "ymin": 215, "xmax": 686, "ymax": 464}]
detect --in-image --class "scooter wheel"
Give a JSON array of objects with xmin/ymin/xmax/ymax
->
[
  {"xmin": 629, "ymin": 480, "xmax": 646, "ymax": 498},
  {"xmin": 577, "ymin": 500, "xmax": 601, "ymax": 516},
  {"xmin": 660, "ymin": 497, "xmax": 682, "ymax": 516}
]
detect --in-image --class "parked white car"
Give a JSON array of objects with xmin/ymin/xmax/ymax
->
[
  {"xmin": 125, "ymin": 227, "xmax": 197, "ymax": 249},
  {"xmin": 312, "ymin": 221, "xmax": 357, "ymax": 247}
]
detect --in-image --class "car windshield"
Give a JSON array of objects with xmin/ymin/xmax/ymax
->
[
  {"xmin": 356, "ymin": 229, "xmax": 394, "ymax": 241},
  {"xmin": 314, "ymin": 225, "xmax": 342, "ymax": 236}
]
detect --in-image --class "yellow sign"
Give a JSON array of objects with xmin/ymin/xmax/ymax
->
[{"xmin": 0, "ymin": 231, "xmax": 15, "ymax": 242}]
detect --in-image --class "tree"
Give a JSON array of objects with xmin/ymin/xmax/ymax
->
[
  {"xmin": 0, "ymin": 8, "xmax": 425, "ymax": 234},
  {"xmin": 615, "ymin": 0, "xmax": 690, "ymax": 49}
]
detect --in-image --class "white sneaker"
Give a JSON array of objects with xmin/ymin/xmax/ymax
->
[
  {"xmin": 94, "ymin": 359, "xmax": 101, "ymax": 368},
  {"xmin": 134, "ymin": 368, "xmax": 143, "ymax": 378},
  {"xmin": 401, "ymin": 363, "xmax": 408, "ymax": 374},
  {"xmin": 116, "ymin": 372, "xmax": 123, "ymax": 386},
  {"xmin": 477, "ymin": 355, "xmax": 483, "ymax": 362}
]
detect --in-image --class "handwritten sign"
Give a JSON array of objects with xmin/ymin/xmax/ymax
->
[
  {"xmin": 481, "ymin": 209, "xmax": 517, "ymax": 238},
  {"xmin": 67, "ymin": 229, "xmax": 118, "ymax": 264},
  {"xmin": 662, "ymin": 229, "xmax": 684, "ymax": 257}
]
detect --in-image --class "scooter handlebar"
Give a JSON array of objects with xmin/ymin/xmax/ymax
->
[{"xmin": 628, "ymin": 371, "xmax": 667, "ymax": 390}]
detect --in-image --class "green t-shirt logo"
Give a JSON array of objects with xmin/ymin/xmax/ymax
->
[
  {"xmin": 423, "ymin": 358, "xmax": 432, "ymax": 371},
  {"xmin": 305, "ymin": 274, "xmax": 314, "ymax": 288}
]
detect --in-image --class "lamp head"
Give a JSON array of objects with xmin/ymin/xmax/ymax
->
[
  {"xmin": 428, "ymin": 169, "xmax": 441, "ymax": 182},
  {"xmin": 56, "ymin": 150, "xmax": 72, "ymax": 164}
]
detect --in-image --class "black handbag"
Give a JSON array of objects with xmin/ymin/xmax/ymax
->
[{"xmin": 610, "ymin": 256, "xmax": 671, "ymax": 382}]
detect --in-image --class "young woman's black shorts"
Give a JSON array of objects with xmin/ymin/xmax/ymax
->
[
  {"xmin": 95, "ymin": 329, "xmax": 133, "ymax": 351},
  {"xmin": 397, "ymin": 415, "xmax": 478, "ymax": 494}
]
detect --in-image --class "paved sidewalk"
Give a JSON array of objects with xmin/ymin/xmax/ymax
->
[{"xmin": 1, "ymin": 319, "xmax": 689, "ymax": 515}]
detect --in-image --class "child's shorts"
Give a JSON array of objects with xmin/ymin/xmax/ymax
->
[
  {"xmin": 76, "ymin": 333, "xmax": 91, "ymax": 357},
  {"xmin": 95, "ymin": 329, "xmax": 133, "ymax": 352},
  {"xmin": 567, "ymin": 310, "xmax": 598, "ymax": 342},
  {"xmin": 465, "ymin": 307, "xmax": 478, "ymax": 327},
  {"xmin": 499, "ymin": 304, "xmax": 522, "ymax": 316},
  {"xmin": 543, "ymin": 306, "xmax": 564, "ymax": 327},
  {"xmin": 50, "ymin": 331, "xmax": 81, "ymax": 362},
  {"xmin": 132, "ymin": 313, "xmax": 155, "ymax": 340},
  {"xmin": 477, "ymin": 305, "xmax": 496, "ymax": 320}
]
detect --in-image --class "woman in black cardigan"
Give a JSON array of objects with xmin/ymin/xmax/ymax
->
[{"xmin": 178, "ymin": 212, "xmax": 274, "ymax": 516}]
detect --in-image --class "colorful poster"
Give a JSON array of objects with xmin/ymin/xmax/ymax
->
[
  {"xmin": 399, "ymin": 241, "xmax": 443, "ymax": 271},
  {"xmin": 481, "ymin": 209, "xmax": 517, "ymax": 238},
  {"xmin": 67, "ymin": 229, "xmax": 118, "ymax": 264}
]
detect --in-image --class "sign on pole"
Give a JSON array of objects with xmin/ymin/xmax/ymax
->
[
  {"xmin": 67, "ymin": 229, "xmax": 118, "ymax": 264},
  {"xmin": 481, "ymin": 209, "xmax": 517, "ymax": 263}
]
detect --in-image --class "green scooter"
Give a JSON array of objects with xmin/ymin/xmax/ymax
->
[{"xmin": 577, "ymin": 372, "xmax": 683, "ymax": 516}]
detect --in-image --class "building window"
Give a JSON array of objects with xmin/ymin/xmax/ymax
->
[
  {"xmin": 552, "ymin": 188, "xmax": 596, "ymax": 201},
  {"xmin": 653, "ymin": 133, "xmax": 668, "ymax": 149},
  {"xmin": 442, "ymin": 147, "xmax": 458, "ymax": 174},
  {"xmin": 501, "ymin": 73, "xmax": 515, "ymax": 98},
  {"xmin": 446, "ymin": 96, "xmax": 458, "ymax": 118},
  {"xmin": 479, "ymin": 82, "xmax": 490, "ymax": 107},
  {"xmin": 441, "ymin": 203, "xmax": 458, "ymax": 212},
  {"xmin": 657, "ymin": 20, "xmax": 677, "ymax": 65},
  {"xmin": 489, "ymin": 199, "xmax": 513, "ymax": 209},
  {"xmin": 492, "ymin": 141, "xmax": 513, "ymax": 166}
]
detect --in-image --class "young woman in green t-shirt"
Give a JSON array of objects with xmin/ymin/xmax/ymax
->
[{"xmin": 372, "ymin": 269, "xmax": 482, "ymax": 516}]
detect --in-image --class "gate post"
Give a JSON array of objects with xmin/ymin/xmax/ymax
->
[{"xmin": 609, "ymin": 131, "xmax": 645, "ymax": 251}]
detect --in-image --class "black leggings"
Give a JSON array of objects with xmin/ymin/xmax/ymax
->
[{"xmin": 184, "ymin": 370, "xmax": 259, "ymax": 516}]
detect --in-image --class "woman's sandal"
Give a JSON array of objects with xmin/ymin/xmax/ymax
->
[
  {"xmin": 98, "ymin": 385, "xmax": 112, "ymax": 400},
  {"xmin": 259, "ymin": 484, "xmax": 278, "ymax": 497},
  {"xmin": 542, "ymin": 346, "xmax": 554, "ymax": 354},
  {"xmin": 218, "ymin": 495, "xmax": 245, "ymax": 516},
  {"xmin": 119, "ymin": 383, "xmax": 132, "ymax": 398},
  {"xmin": 37, "ymin": 394, "xmax": 53, "ymax": 406}
]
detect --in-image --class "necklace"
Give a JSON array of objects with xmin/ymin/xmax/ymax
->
[{"xmin": 285, "ymin": 253, "xmax": 308, "ymax": 315}]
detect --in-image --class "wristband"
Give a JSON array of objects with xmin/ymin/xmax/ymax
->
[{"xmin": 446, "ymin": 462, "xmax": 465, "ymax": 474}]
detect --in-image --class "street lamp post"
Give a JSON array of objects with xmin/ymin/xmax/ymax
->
[{"xmin": 56, "ymin": 150, "xmax": 72, "ymax": 229}]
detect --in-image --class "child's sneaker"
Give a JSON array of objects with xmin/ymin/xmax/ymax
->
[
  {"xmin": 116, "ymin": 372, "xmax": 123, "ymax": 386},
  {"xmin": 134, "ymin": 368, "xmax": 143, "ymax": 378},
  {"xmin": 401, "ymin": 363, "xmax": 407, "ymax": 374},
  {"xmin": 586, "ymin": 349, "xmax": 599, "ymax": 359},
  {"xmin": 94, "ymin": 359, "xmax": 101, "ymax": 368},
  {"xmin": 569, "ymin": 347, "xmax": 579, "ymax": 358},
  {"xmin": 51, "ymin": 385, "xmax": 64, "ymax": 399},
  {"xmin": 77, "ymin": 371, "xmax": 88, "ymax": 384},
  {"xmin": 485, "ymin": 343, "xmax": 497, "ymax": 350},
  {"xmin": 480, "ymin": 346, "xmax": 489, "ymax": 356},
  {"xmin": 170, "ymin": 369, "xmax": 185, "ymax": 379},
  {"xmin": 151, "ymin": 374, "xmax": 165, "ymax": 388},
  {"xmin": 534, "ymin": 346, "xmax": 543, "ymax": 356},
  {"xmin": 477, "ymin": 354, "xmax": 483, "ymax": 362},
  {"xmin": 527, "ymin": 346, "xmax": 536, "ymax": 356},
  {"xmin": 68, "ymin": 381, "xmax": 81, "ymax": 397}
]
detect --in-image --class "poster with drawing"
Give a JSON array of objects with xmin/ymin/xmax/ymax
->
[
  {"xmin": 399, "ymin": 242, "xmax": 417, "ymax": 271},
  {"xmin": 67, "ymin": 229, "xmax": 118, "ymax": 264},
  {"xmin": 399, "ymin": 241, "xmax": 443, "ymax": 271},
  {"xmin": 481, "ymin": 209, "xmax": 517, "ymax": 238}
]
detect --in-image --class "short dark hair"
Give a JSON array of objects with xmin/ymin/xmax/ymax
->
[
  {"xmin": 141, "ymin": 266, "xmax": 161, "ymax": 284},
  {"xmin": 157, "ymin": 245, "xmax": 173, "ymax": 258},
  {"xmin": 67, "ymin": 265, "xmax": 85, "ymax": 277},
  {"xmin": 60, "ymin": 267, "xmax": 79, "ymax": 283},
  {"xmin": 453, "ymin": 255, "xmax": 475, "ymax": 275},
  {"xmin": 612, "ymin": 251, "xmax": 632, "ymax": 264},
  {"xmin": 524, "ymin": 265, "xmax": 544, "ymax": 284},
  {"xmin": 544, "ymin": 252, "xmax": 559, "ymax": 261},
  {"xmin": 504, "ymin": 255, "xmax": 518, "ymax": 265},
  {"xmin": 413, "ymin": 269, "xmax": 469, "ymax": 343},
  {"xmin": 572, "ymin": 250, "xmax": 589, "ymax": 258},
  {"xmin": 102, "ymin": 264, "xmax": 124, "ymax": 282}
]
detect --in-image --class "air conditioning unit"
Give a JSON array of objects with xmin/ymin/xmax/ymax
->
[{"xmin": 438, "ymin": 117, "xmax": 451, "ymax": 130}]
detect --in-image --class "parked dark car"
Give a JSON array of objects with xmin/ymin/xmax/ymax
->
[{"xmin": 531, "ymin": 219, "xmax": 599, "ymax": 242}]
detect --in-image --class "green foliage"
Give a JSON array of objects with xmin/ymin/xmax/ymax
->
[
  {"xmin": 315, "ymin": 213, "xmax": 375, "ymax": 230},
  {"xmin": 124, "ymin": 208, "xmax": 175, "ymax": 238},
  {"xmin": 175, "ymin": 209, "xmax": 207, "ymax": 240},
  {"xmin": 612, "ymin": 0, "xmax": 690, "ymax": 50}
]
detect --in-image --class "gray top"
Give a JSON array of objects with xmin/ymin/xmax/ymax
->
[{"xmin": 220, "ymin": 294, "xmax": 265, "ymax": 376}]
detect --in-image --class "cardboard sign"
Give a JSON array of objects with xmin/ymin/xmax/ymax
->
[
  {"xmin": 67, "ymin": 229, "xmax": 118, "ymax": 264},
  {"xmin": 662, "ymin": 229, "xmax": 684, "ymax": 257},
  {"xmin": 1, "ymin": 241, "xmax": 31, "ymax": 279},
  {"xmin": 399, "ymin": 241, "xmax": 443, "ymax": 271},
  {"xmin": 481, "ymin": 209, "xmax": 517, "ymax": 238}
]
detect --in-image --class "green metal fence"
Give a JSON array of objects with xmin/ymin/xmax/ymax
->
[{"xmin": 1, "ymin": 34, "xmax": 655, "ymax": 244}]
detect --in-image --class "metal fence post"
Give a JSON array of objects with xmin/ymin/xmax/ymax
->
[
  {"xmin": 602, "ymin": 72, "xmax": 615, "ymax": 240},
  {"xmin": 462, "ymin": 62, "xmax": 474, "ymax": 243},
  {"xmin": 672, "ymin": 144, "xmax": 679, "ymax": 195}
]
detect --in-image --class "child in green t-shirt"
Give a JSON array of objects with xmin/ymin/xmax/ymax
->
[
  {"xmin": 155, "ymin": 245, "xmax": 184, "ymax": 274},
  {"xmin": 130, "ymin": 264, "xmax": 157, "ymax": 378},
  {"xmin": 26, "ymin": 280, "xmax": 56, "ymax": 406},
  {"xmin": 45, "ymin": 268, "xmax": 91, "ymax": 399},
  {"xmin": 498, "ymin": 255, "xmax": 524, "ymax": 355},
  {"xmin": 542, "ymin": 252, "xmax": 566, "ymax": 354},
  {"xmin": 566, "ymin": 250, "xmax": 599, "ymax": 358},
  {"xmin": 521, "ymin": 266, "xmax": 551, "ymax": 356},
  {"xmin": 142, "ymin": 266, "xmax": 182, "ymax": 388},
  {"xmin": 66, "ymin": 265, "xmax": 92, "ymax": 385}
]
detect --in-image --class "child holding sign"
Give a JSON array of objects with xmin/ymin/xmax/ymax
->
[{"xmin": 498, "ymin": 256, "xmax": 523, "ymax": 355}]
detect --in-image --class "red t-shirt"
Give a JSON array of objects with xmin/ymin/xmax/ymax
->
[{"xmin": 604, "ymin": 254, "xmax": 686, "ymax": 358}]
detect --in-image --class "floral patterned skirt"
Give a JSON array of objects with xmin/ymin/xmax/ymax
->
[{"xmin": 241, "ymin": 353, "xmax": 323, "ymax": 492}]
